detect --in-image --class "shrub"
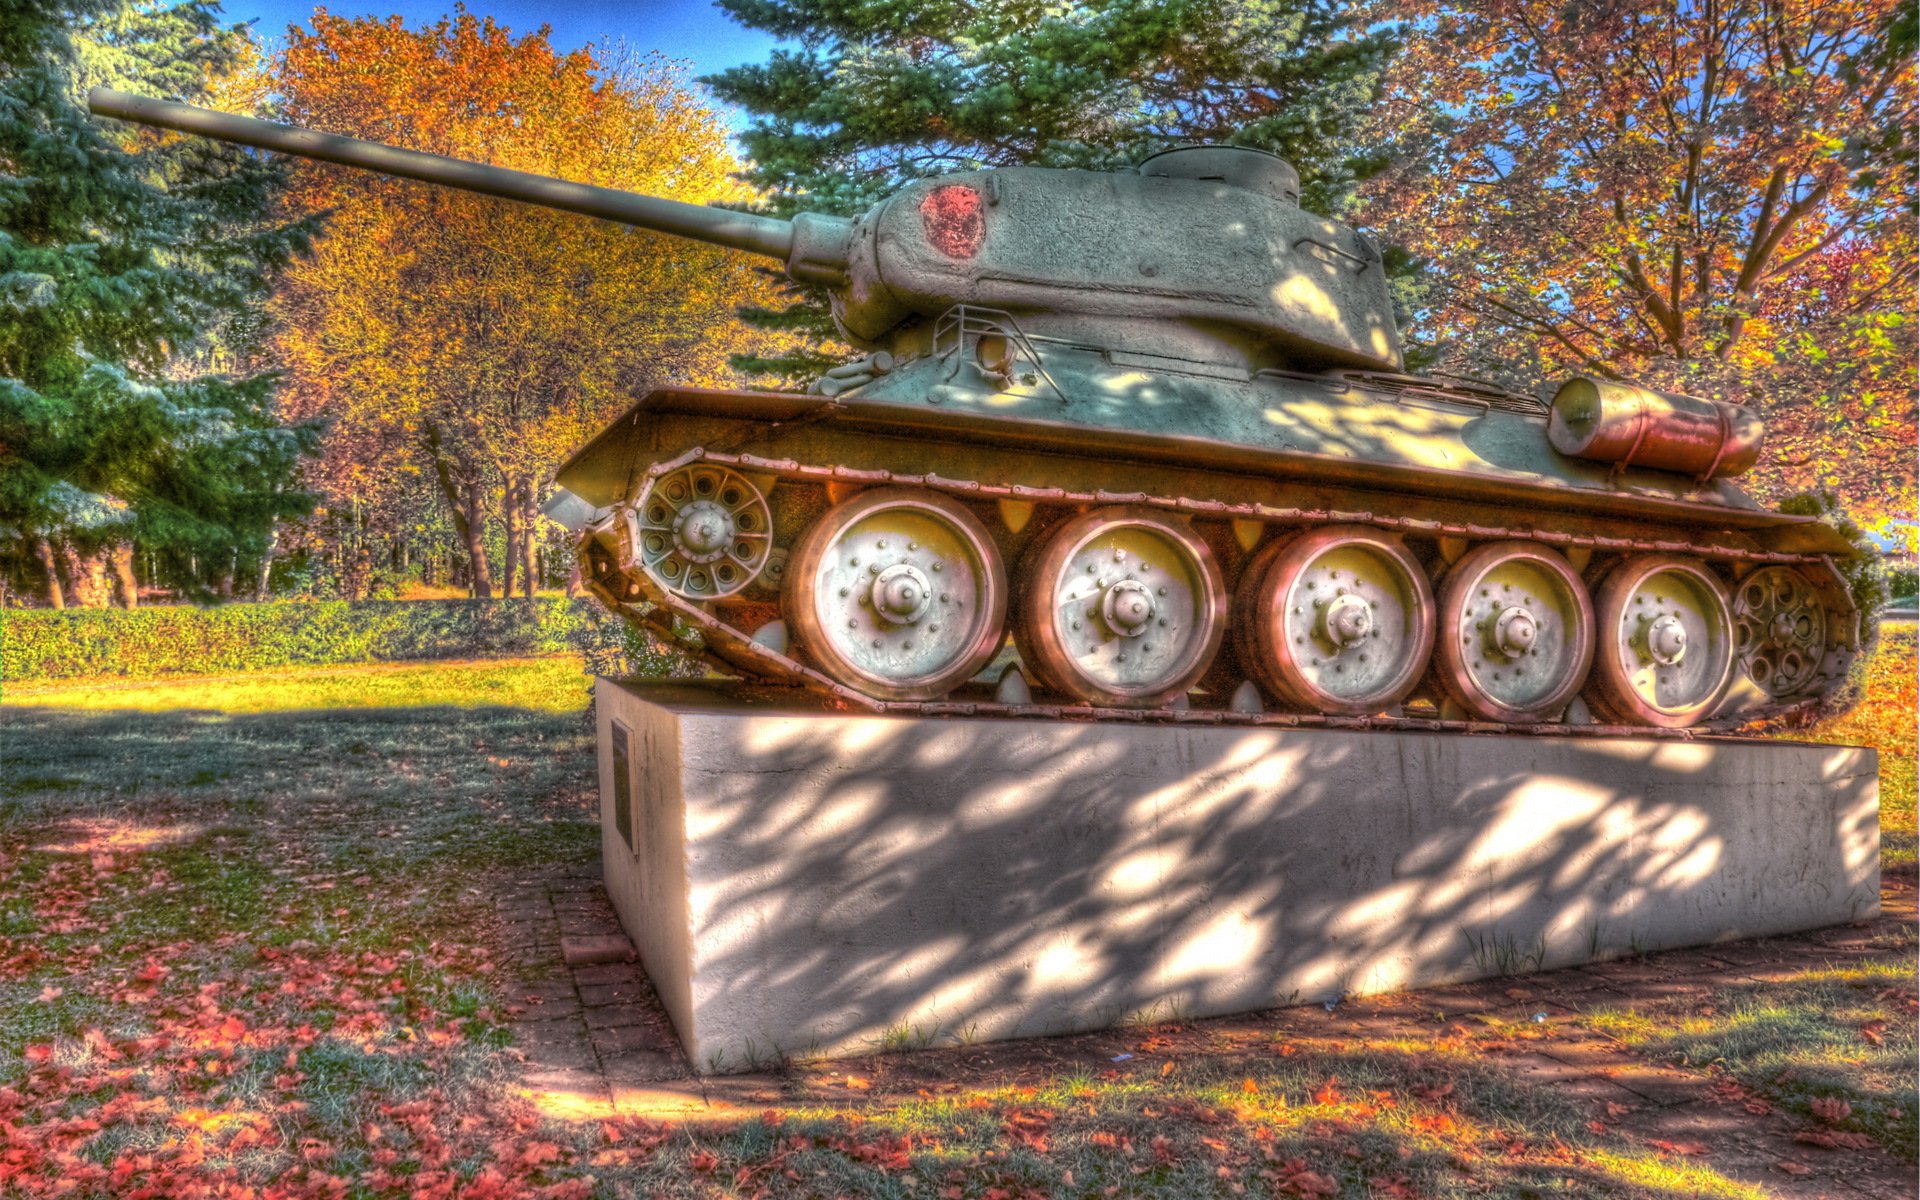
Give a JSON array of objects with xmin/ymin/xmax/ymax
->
[{"xmin": 0, "ymin": 598, "xmax": 678, "ymax": 682}]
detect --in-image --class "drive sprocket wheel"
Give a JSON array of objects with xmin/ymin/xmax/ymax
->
[
  {"xmin": 1016, "ymin": 506, "xmax": 1226, "ymax": 707},
  {"xmin": 784, "ymin": 487, "xmax": 1007, "ymax": 701},
  {"xmin": 1434, "ymin": 541, "xmax": 1594, "ymax": 722},
  {"xmin": 1588, "ymin": 555, "xmax": 1736, "ymax": 727},
  {"xmin": 1235, "ymin": 525, "xmax": 1434, "ymax": 715}
]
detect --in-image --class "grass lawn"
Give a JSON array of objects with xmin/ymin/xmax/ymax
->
[
  {"xmin": 0, "ymin": 640, "xmax": 1912, "ymax": 1198},
  {"xmin": 1587, "ymin": 961, "xmax": 1918, "ymax": 1160}
]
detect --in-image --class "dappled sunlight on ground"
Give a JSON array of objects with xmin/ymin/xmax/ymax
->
[
  {"xmin": 0, "ymin": 647, "xmax": 1910, "ymax": 1197},
  {"xmin": 32, "ymin": 816, "xmax": 207, "ymax": 857}
]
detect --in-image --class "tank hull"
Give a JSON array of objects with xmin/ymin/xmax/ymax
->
[{"xmin": 558, "ymin": 376, "xmax": 1859, "ymax": 735}]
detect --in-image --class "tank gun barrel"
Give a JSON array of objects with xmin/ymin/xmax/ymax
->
[{"xmin": 87, "ymin": 87, "xmax": 816, "ymax": 268}]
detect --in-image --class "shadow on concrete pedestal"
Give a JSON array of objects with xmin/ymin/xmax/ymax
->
[{"xmin": 593, "ymin": 679, "xmax": 1879, "ymax": 1074}]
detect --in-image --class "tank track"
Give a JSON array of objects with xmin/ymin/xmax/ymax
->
[{"xmin": 583, "ymin": 447, "xmax": 1857, "ymax": 740}]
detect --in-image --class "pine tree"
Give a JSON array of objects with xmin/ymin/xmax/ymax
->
[
  {"xmin": 703, "ymin": 0, "xmax": 1400, "ymax": 382},
  {"xmin": 0, "ymin": 0, "xmax": 314, "ymax": 606}
]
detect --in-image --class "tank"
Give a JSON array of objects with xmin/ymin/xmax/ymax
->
[{"xmin": 91, "ymin": 87, "xmax": 1862, "ymax": 734}]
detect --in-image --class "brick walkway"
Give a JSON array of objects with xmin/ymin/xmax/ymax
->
[
  {"xmin": 498, "ymin": 865, "xmax": 1917, "ymax": 1196},
  {"xmin": 494, "ymin": 864, "xmax": 693, "ymax": 1117}
]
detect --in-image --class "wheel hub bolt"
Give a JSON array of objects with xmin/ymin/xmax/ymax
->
[
  {"xmin": 1766, "ymin": 612, "xmax": 1796, "ymax": 647},
  {"xmin": 1103, "ymin": 579, "xmax": 1155, "ymax": 637},
  {"xmin": 871, "ymin": 563, "xmax": 932, "ymax": 625},
  {"xmin": 1491, "ymin": 605, "xmax": 1537, "ymax": 659},
  {"xmin": 1648, "ymin": 613, "xmax": 1688, "ymax": 665},
  {"xmin": 1321, "ymin": 594, "xmax": 1372, "ymax": 648}
]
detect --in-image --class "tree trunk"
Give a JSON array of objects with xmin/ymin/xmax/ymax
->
[
  {"xmin": 256, "ymin": 528, "xmax": 278, "ymax": 600},
  {"xmin": 519, "ymin": 482, "xmax": 539, "ymax": 599},
  {"xmin": 565, "ymin": 553, "xmax": 581, "ymax": 599},
  {"xmin": 57, "ymin": 542, "xmax": 112, "ymax": 608},
  {"xmin": 462, "ymin": 478, "xmax": 493, "ymax": 599},
  {"xmin": 501, "ymin": 472, "xmax": 522, "ymax": 601},
  {"xmin": 33, "ymin": 539, "xmax": 65, "ymax": 609},
  {"xmin": 109, "ymin": 541, "xmax": 138, "ymax": 609},
  {"xmin": 426, "ymin": 424, "xmax": 493, "ymax": 599}
]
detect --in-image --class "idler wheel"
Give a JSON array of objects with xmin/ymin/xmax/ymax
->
[
  {"xmin": 1731, "ymin": 565, "xmax": 1828, "ymax": 699},
  {"xmin": 629, "ymin": 464, "xmax": 772, "ymax": 599},
  {"xmin": 1434, "ymin": 541, "xmax": 1594, "ymax": 722},
  {"xmin": 1588, "ymin": 555, "xmax": 1735, "ymax": 727},
  {"xmin": 1235, "ymin": 525, "xmax": 1434, "ymax": 715},
  {"xmin": 784, "ymin": 487, "xmax": 1006, "ymax": 701},
  {"xmin": 1016, "ymin": 506, "xmax": 1225, "ymax": 707}
]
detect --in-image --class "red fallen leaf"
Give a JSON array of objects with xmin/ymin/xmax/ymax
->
[
  {"xmin": 689, "ymin": 1149, "xmax": 720, "ymax": 1173},
  {"xmin": 1312, "ymin": 1078, "xmax": 1342, "ymax": 1106},
  {"xmin": 1808, "ymin": 1096, "xmax": 1853, "ymax": 1124},
  {"xmin": 1776, "ymin": 1160, "xmax": 1812, "ymax": 1175},
  {"xmin": 1860, "ymin": 1021, "xmax": 1886, "ymax": 1045},
  {"xmin": 23, "ymin": 1044, "xmax": 53, "ymax": 1064},
  {"xmin": 1795, "ymin": 1129, "xmax": 1874, "ymax": 1151},
  {"xmin": 1281, "ymin": 1167, "xmax": 1339, "ymax": 1197},
  {"xmin": 520, "ymin": 1141, "xmax": 563, "ymax": 1167},
  {"xmin": 217, "ymin": 1015, "xmax": 246, "ymax": 1042},
  {"xmin": 1649, "ymin": 1139, "xmax": 1709, "ymax": 1156}
]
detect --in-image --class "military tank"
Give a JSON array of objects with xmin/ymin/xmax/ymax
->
[{"xmin": 92, "ymin": 88, "xmax": 1862, "ymax": 735}]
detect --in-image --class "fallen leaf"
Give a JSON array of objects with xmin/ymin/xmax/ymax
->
[
  {"xmin": 1795, "ymin": 1129, "xmax": 1874, "ymax": 1150},
  {"xmin": 1809, "ymin": 1096, "xmax": 1852, "ymax": 1124},
  {"xmin": 1649, "ymin": 1139, "xmax": 1709, "ymax": 1156},
  {"xmin": 1776, "ymin": 1160, "xmax": 1812, "ymax": 1176}
]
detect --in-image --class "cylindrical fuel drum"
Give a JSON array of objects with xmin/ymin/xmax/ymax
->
[{"xmin": 1548, "ymin": 378, "xmax": 1764, "ymax": 479}]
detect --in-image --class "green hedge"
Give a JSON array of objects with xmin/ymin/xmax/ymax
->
[{"xmin": 1, "ymin": 598, "xmax": 662, "ymax": 682}]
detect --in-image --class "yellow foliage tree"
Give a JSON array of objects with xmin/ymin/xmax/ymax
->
[{"xmin": 269, "ymin": 13, "xmax": 782, "ymax": 596}]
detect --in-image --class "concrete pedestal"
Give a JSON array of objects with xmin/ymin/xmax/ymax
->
[{"xmin": 594, "ymin": 679, "xmax": 1879, "ymax": 1074}]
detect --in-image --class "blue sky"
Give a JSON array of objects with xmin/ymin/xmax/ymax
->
[{"xmin": 220, "ymin": 1, "xmax": 780, "ymax": 101}]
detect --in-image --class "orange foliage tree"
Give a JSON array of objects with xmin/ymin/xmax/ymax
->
[
  {"xmin": 268, "ymin": 13, "xmax": 779, "ymax": 597},
  {"xmin": 1366, "ymin": 0, "xmax": 1916, "ymax": 530}
]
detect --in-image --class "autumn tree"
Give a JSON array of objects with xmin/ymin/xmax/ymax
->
[
  {"xmin": 1367, "ymin": 0, "xmax": 1917, "ymax": 527},
  {"xmin": 269, "ymin": 13, "xmax": 779, "ymax": 598},
  {"xmin": 703, "ymin": 0, "xmax": 1400, "ymax": 381},
  {"xmin": 0, "ymin": 0, "xmax": 313, "ymax": 607}
]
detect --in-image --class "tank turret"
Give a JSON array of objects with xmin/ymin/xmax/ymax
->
[
  {"xmin": 90, "ymin": 89, "xmax": 1399, "ymax": 373},
  {"xmin": 91, "ymin": 88, "xmax": 1861, "ymax": 734}
]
